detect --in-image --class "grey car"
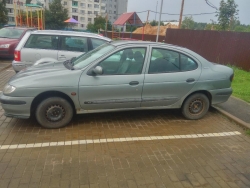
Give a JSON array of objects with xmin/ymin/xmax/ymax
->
[
  {"xmin": 12, "ymin": 30, "xmax": 111, "ymax": 72},
  {"xmin": 0, "ymin": 41, "xmax": 234, "ymax": 128}
]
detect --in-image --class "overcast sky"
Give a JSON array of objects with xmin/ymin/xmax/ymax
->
[{"xmin": 127, "ymin": 0, "xmax": 250, "ymax": 25}]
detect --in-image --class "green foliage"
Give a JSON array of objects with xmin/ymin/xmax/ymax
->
[
  {"xmin": 87, "ymin": 16, "xmax": 112, "ymax": 33},
  {"xmin": 181, "ymin": 16, "xmax": 207, "ymax": 30},
  {"xmin": 228, "ymin": 66, "xmax": 250, "ymax": 103},
  {"xmin": 181, "ymin": 16, "xmax": 195, "ymax": 29},
  {"xmin": 216, "ymin": 0, "xmax": 238, "ymax": 30},
  {"xmin": 126, "ymin": 25, "xmax": 137, "ymax": 32},
  {"xmin": 0, "ymin": 0, "xmax": 8, "ymax": 25},
  {"xmin": 150, "ymin": 20, "xmax": 164, "ymax": 26},
  {"xmin": 26, "ymin": 0, "xmax": 32, "ymax": 4},
  {"xmin": 45, "ymin": 0, "xmax": 68, "ymax": 29}
]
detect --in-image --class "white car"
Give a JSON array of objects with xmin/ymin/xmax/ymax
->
[{"xmin": 12, "ymin": 30, "xmax": 111, "ymax": 72}]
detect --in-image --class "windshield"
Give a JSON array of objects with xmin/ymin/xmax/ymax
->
[
  {"xmin": 73, "ymin": 43, "xmax": 115, "ymax": 69},
  {"xmin": 0, "ymin": 28, "xmax": 25, "ymax": 39}
]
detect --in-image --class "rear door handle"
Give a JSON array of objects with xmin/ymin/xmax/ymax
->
[
  {"xmin": 129, "ymin": 81, "xmax": 139, "ymax": 86},
  {"xmin": 186, "ymin": 78, "xmax": 195, "ymax": 83}
]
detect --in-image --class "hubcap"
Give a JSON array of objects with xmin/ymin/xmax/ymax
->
[
  {"xmin": 189, "ymin": 99, "xmax": 204, "ymax": 115},
  {"xmin": 46, "ymin": 105, "xmax": 65, "ymax": 122}
]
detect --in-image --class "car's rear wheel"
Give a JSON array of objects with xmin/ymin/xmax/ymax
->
[
  {"xmin": 182, "ymin": 93, "xmax": 209, "ymax": 120},
  {"xmin": 35, "ymin": 97, "xmax": 73, "ymax": 129}
]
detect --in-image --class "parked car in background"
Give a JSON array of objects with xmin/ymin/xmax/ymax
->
[
  {"xmin": 0, "ymin": 41, "xmax": 234, "ymax": 129},
  {"xmin": 0, "ymin": 27, "xmax": 36, "ymax": 58},
  {"xmin": 12, "ymin": 30, "xmax": 111, "ymax": 72}
]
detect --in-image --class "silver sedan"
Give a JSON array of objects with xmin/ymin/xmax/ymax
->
[{"xmin": 0, "ymin": 41, "xmax": 234, "ymax": 128}]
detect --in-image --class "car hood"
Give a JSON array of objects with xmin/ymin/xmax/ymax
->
[
  {"xmin": 9, "ymin": 61, "xmax": 82, "ymax": 87},
  {"xmin": 0, "ymin": 38, "xmax": 19, "ymax": 44}
]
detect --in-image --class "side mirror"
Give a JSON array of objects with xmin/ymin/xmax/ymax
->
[
  {"xmin": 71, "ymin": 57, "xmax": 76, "ymax": 62},
  {"xmin": 92, "ymin": 66, "xmax": 103, "ymax": 75}
]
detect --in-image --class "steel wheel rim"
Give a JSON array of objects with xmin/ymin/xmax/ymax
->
[
  {"xmin": 46, "ymin": 104, "xmax": 65, "ymax": 122},
  {"xmin": 188, "ymin": 99, "xmax": 204, "ymax": 115}
]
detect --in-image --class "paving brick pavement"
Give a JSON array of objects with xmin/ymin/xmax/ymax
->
[{"xmin": 0, "ymin": 67, "xmax": 250, "ymax": 188}]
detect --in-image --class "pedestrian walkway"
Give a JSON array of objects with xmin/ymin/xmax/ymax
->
[{"xmin": 214, "ymin": 96, "xmax": 250, "ymax": 129}]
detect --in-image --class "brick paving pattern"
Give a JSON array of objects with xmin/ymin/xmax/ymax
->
[{"xmin": 0, "ymin": 60, "xmax": 250, "ymax": 188}]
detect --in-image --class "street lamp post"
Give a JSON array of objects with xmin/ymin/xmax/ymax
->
[{"xmin": 156, "ymin": 0, "xmax": 163, "ymax": 42}]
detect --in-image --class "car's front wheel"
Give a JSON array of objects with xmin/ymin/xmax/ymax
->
[
  {"xmin": 36, "ymin": 97, "xmax": 73, "ymax": 129},
  {"xmin": 182, "ymin": 93, "xmax": 209, "ymax": 120}
]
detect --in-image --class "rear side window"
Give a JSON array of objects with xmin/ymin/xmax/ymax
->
[
  {"xmin": 91, "ymin": 38, "xmax": 107, "ymax": 49},
  {"xmin": 24, "ymin": 34, "xmax": 59, "ymax": 50},
  {"xmin": 60, "ymin": 36, "xmax": 88, "ymax": 52},
  {"xmin": 149, "ymin": 48, "xmax": 198, "ymax": 74}
]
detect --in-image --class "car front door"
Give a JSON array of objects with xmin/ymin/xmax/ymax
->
[
  {"xmin": 142, "ymin": 47, "xmax": 202, "ymax": 107},
  {"xmin": 78, "ymin": 47, "xmax": 148, "ymax": 110},
  {"xmin": 57, "ymin": 36, "xmax": 89, "ymax": 61}
]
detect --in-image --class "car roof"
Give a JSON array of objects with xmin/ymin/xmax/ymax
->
[
  {"xmin": 109, "ymin": 40, "xmax": 201, "ymax": 57},
  {"xmin": 110, "ymin": 40, "xmax": 178, "ymax": 48},
  {"xmin": 28, "ymin": 30, "xmax": 111, "ymax": 41}
]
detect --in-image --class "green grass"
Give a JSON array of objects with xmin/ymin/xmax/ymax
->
[
  {"xmin": 229, "ymin": 66, "xmax": 250, "ymax": 103},
  {"xmin": 246, "ymin": 130, "xmax": 250, "ymax": 135}
]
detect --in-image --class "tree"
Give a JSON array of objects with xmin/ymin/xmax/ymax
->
[
  {"xmin": 150, "ymin": 20, "xmax": 164, "ymax": 26},
  {"xmin": 45, "ymin": 0, "xmax": 68, "ymax": 29},
  {"xmin": 216, "ymin": 0, "xmax": 238, "ymax": 30},
  {"xmin": 181, "ymin": 16, "xmax": 195, "ymax": 29},
  {"xmin": 0, "ymin": 0, "xmax": 8, "ymax": 25},
  {"xmin": 26, "ymin": 0, "xmax": 32, "ymax": 4},
  {"xmin": 87, "ymin": 16, "xmax": 112, "ymax": 33}
]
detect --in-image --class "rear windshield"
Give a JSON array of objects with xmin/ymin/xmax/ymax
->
[{"xmin": 0, "ymin": 28, "xmax": 25, "ymax": 39}]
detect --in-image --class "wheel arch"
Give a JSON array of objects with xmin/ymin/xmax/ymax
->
[
  {"xmin": 30, "ymin": 91, "xmax": 76, "ymax": 116},
  {"xmin": 182, "ymin": 90, "xmax": 212, "ymax": 108}
]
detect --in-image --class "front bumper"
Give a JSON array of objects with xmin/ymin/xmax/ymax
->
[
  {"xmin": 0, "ymin": 49, "xmax": 13, "ymax": 58},
  {"xmin": 209, "ymin": 87, "xmax": 233, "ymax": 105},
  {"xmin": 0, "ymin": 92, "xmax": 34, "ymax": 119}
]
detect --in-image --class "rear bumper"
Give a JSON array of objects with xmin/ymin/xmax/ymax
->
[
  {"xmin": 209, "ymin": 88, "xmax": 233, "ymax": 105},
  {"xmin": 0, "ymin": 92, "xmax": 33, "ymax": 119}
]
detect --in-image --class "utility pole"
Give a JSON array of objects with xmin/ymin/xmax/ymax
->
[
  {"xmin": 178, "ymin": 0, "xmax": 185, "ymax": 29},
  {"xmin": 155, "ymin": 1, "xmax": 158, "ymax": 21},
  {"xmin": 156, "ymin": 0, "xmax": 163, "ymax": 42}
]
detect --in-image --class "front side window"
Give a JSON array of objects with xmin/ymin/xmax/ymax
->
[
  {"xmin": 149, "ymin": 48, "xmax": 197, "ymax": 73},
  {"xmin": 98, "ymin": 48, "xmax": 146, "ymax": 75},
  {"xmin": 73, "ymin": 43, "xmax": 115, "ymax": 69},
  {"xmin": 24, "ymin": 34, "xmax": 58, "ymax": 49},
  {"xmin": 91, "ymin": 38, "xmax": 107, "ymax": 49},
  {"xmin": 60, "ymin": 36, "xmax": 88, "ymax": 52}
]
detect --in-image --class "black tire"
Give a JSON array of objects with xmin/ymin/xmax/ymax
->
[
  {"xmin": 35, "ymin": 97, "xmax": 73, "ymax": 129},
  {"xmin": 182, "ymin": 93, "xmax": 209, "ymax": 120}
]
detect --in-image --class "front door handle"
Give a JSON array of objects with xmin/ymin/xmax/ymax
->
[
  {"xmin": 186, "ymin": 78, "xmax": 195, "ymax": 83},
  {"xmin": 129, "ymin": 81, "xmax": 139, "ymax": 86}
]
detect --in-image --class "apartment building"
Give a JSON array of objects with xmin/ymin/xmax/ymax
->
[
  {"xmin": 65, "ymin": 0, "xmax": 128, "ymax": 29},
  {"xmin": 4, "ymin": 0, "xmax": 128, "ymax": 30}
]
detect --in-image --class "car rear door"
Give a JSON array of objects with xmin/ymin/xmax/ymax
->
[
  {"xmin": 141, "ymin": 46, "xmax": 202, "ymax": 107},
  {"xmin": 57, "ymin": 35, "xmax": 89, "ymax": 61},
  {"xmin": 21, "ymin": 34, "xmax": 59, "ymax": 65}
]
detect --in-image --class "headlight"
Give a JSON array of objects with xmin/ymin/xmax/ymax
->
[
  {"xmin": 0, "ymin": 44, "xmax": 10, "ymax": 48},
  {"xmin": 3, "ymin": 84, "xmax": 16, "ymax": 94}
]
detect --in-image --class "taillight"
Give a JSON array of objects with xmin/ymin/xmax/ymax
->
[
  {"xmin": 14, "ymin": 50, "xmax": 21, "ymax": 61},
  {"xmin": 230, "ymin": 74, "xmax": 234, "ymax": 82}
]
